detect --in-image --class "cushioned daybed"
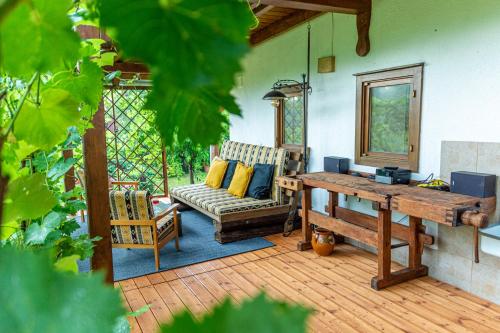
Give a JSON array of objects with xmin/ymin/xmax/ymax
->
[{"xmin": 170, "ymin": 141, "xmax": 302, "ymax": 243}]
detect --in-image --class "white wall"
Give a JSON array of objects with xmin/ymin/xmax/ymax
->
[
  {"xmin": 231, "ymin": 0, "xmax": 500, "ymax": 302},
  {"xmin": 232, "ymin": 0, "xmax": 500, "ymax": 182}
]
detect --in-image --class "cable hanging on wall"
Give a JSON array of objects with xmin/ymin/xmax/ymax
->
[{"xmin": 318, "ymin": 12, "xmax": 336, "ymax": 73}]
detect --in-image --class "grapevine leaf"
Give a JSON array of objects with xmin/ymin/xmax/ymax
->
[
  {"xmin": 0, "ymin": 247, "xmax": 125, "ymax": 333},
  {"xmin": 14, "ymin": 88, "xmax": 80, "ymax": 150},
  {"xmin": 0, "ymin": 0, "xmax": 80, "ymax": 77},
  {"xmin": 25, "ymin": 212, "xmax": 63, "ymax": 245},
  {"xmin": 54, "ymin": 254, "xmax": 80, "ymax": 273},
  {"xmin": 51, "ymin": 58, "xmax": 103, "ymax": 111},
  {"xmin": 98, "ymin": 0, "xmax": 254, "ymax": 90},
  {"xmin": 47, "ymin": 156, "xmax": 76, "ymax": 180},
  {"xmin": 148, "ymin": 83, "xmax": 237, "ymax": 145},
  {"xmin": 97, "ymin": 0, "xmax": 255, "ymax": 146},
  {"xmin": 3, "ymin": 173, "xmax": 57, "ymax": 223},
  {"xmin": 113, "ymin": 316, "xmax": 132, "ymax": 333},
  {"xmin": 161, "ymin": 293, "xmax": 311, "ymax": 333}
]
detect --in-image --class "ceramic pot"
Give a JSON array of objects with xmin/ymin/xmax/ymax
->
[{"xmin": 311, "ymin": 227, "xmax": 335, "ymax": 256}]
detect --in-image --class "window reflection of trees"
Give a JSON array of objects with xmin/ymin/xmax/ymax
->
[{"xmin": 369, "ymin": 84, "xmax": 410, "ymax": 154}]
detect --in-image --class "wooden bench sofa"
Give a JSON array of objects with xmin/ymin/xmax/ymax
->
[{"xmin": 170, "ymin": 141, "xmax": 302, "ymax": 243}]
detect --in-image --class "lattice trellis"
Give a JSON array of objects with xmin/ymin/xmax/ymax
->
[{"xmin": 103, "ymin": 88, "xmax": 167, "ymax": 196}]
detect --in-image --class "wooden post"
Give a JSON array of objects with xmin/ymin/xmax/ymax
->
[
  {"xmin": 161, "ymin": 146, "xmax": 169, "ymax": 197},
  {"xmin": 210, "ymin": 144, "xmax": 220, "ymax": 161},
  {"xmin": 408, "ymin": 216, "xmax": 422, "ymax": 269},
  {"xmin": 297, "ymin": 187, "xmax": 312, "ymax": 250},
  {"xmin": 83, "ymin": 101, "xmax": 114, "ymax": 283},
  {"xmin": 63, "ymin": 149, "xmax": 75, "ymax": 193}
]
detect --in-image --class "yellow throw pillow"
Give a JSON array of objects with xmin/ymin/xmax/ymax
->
[
  {"xmin": 205, "ymin": 158, "xmax": 229, "ymax": 189},
  {"xmin": 228, "ymin": 162, "xmax": 254, "ymax": 198}
]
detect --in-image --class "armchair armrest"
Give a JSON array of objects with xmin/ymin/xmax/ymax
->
[{"xmin": 154, "ymin": 203, "xmax": 180, "ymax": 222}]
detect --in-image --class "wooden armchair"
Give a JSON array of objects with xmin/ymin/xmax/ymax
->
[{"xmin": 109, "ymin": 190, "xmax": 180, "ymax": 271}]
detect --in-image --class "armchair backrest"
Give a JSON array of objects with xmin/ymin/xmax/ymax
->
[
  {"xmin": 109, "ymin": 190, "xmax": 156, "ymax": 245},
  {"xmin": 219, "ymin": 141, "xmax": 290, "ymax": 204},
  {"xmin": 109, "ymin": 190, "xmax": 155, "ymax": 220}
]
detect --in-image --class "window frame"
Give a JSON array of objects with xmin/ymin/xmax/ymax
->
[
  {"xmin": 354, "ymin": 63, "xmax": 424, "ymax": 171},
  {"xmin": 275, "ymin": 89, "xmax": 305, "ymax": 153}
]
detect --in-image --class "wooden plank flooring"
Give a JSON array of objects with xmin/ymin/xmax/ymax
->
[{"xmin": 116, "ymin": 231, "xmax": 500, "ymax": 333}]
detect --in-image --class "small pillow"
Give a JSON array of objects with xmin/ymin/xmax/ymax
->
[
  {"xmin": 222, "ymin": 160, "xmax": 238, "ymax": 189},
  {"xmin": 205, "ymin": 158, "xmax": 228, "ymax": 189},
  {"xmin": 247, "ymin": 163, "xmax": 275, "ymax": 199},
  {"xmin": 228, "ymin": 162, "xmax": 254, "ymax": 198}
]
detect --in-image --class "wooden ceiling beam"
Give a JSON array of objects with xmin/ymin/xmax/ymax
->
[
  {"xmin": 250, "ymin": 10, "xmax": 322, "ymax": 45},
  {"xmin": 253, "ymin": 4, "xmax": 275, "ymax": 17},
  {"xmin": 250, "ymin": 0, "xmax": 371, "ymax": 56},
  {"xmin": 248, "ymin": 0, "xmax": 364, "ymax": 14}
]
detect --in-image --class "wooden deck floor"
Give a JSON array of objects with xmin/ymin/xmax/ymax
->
[{"xmin": 117, "ymin": 231, "xmax": 500, "ymax": 333}]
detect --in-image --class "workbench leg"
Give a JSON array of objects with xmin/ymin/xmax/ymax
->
[
  {"xmin": 371, "ymin": 208, "xmax": 392, "ymax": 289},
  {"xmin": 297, "ymin": 187, "xmax": 312, "ymax": 251},
  {"xmin": 372, "ymin": 213, "xmax": 428, "ymax": 290},
  {"xmin": 327, "ymin": 191, "xmax": 344, "ymax": 244},
  {"xmin": 409, "ymin": 216, "xmax": 423, "ymax": 269}
]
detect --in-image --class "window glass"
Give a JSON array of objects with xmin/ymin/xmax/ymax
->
[
  {"xmin": 369, "ymin": 84, "xmax": 411, "ymax": 154},
  {"xmin": 283, "ymin": 95, "xmax": 304, "ymax": 145}
]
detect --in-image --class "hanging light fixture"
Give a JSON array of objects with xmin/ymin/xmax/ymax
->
[{"xmin": 262, "ymin": 88, "xmax": 287, "ymax": 101}]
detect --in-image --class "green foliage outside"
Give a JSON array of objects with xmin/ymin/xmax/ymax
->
[
  {"xmin": 369, "ymin": 84, "xmax": 410, "ymax": 154},
  {"xmin": 0, "ymin": 0, "xmax": 310, "ymax": 332}
]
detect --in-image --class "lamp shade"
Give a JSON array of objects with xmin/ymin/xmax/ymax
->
[{"xmin": 262, "ymin": 89, "xmax": 287, "ymax": 100}]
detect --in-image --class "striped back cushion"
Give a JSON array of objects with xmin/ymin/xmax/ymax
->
[
  {"xmin": 109, "ymin": 191, "xmax": 155, "ymax": 245},
  {"xmin": 219, "ymin": 141, "xmax": 290, "ymax": 204},
  {"xmin": 109, "ymin": 191, "xmax": 154, "ymax": 220}
]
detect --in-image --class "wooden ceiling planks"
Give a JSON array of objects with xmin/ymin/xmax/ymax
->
[{"xmin": 249, "ymin": 0, "xmax": 372, "ymax": 56}]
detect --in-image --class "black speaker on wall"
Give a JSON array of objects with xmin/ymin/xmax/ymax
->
[{"xmin": 324, "ymin": 156, "xmax": 349, "ymax": 174}]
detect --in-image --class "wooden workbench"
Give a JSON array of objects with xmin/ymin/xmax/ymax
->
[{"xmin": 291, "ymin": 172, "xmax": 493, "ymax": 290}]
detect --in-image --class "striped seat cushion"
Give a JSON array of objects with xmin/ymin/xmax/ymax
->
[
  {"xmin": 170, "ymin": 184, "xmax": 278, "ymax": 216},
  {"xmin": 109, "ymin": 190, "xmax": 175, "ymax": 245},
  {"xmin": 219, "ymin": 141, "xmax": 289, "ymax": 204}
]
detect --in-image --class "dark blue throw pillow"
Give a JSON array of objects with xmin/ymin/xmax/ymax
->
[
  {"xmin": 247, "ymin": 163, "xmax": 275, "ymax": 199},
  {"xmin": 222, "ymin": 160, "xmax": 238, "ymax": 189}
]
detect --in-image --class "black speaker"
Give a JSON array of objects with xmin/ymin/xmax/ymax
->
[
  {"xmin": 450, "ymin": 171, "xmax": 496, "ymax": 198},
  {"xmin": 324, "ymin": 156, "xmax": 349, "ymax": 174}
]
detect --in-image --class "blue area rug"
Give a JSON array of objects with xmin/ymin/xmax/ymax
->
[{"xmin": 77, "ymin": 209, "xmax": 274, "ymax": 281}]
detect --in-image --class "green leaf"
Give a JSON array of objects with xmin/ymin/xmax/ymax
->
[
  {"xmin": 98, "ymin": 0, "xmax": 255, "ymax": 146},
  {"xmin": 99, "ymin": 0, "xmax": 253, "ymax": 90},
  {"xmin": 161, "ymin": 293, "xmax": 311, "ymax": 333},
  {"xmin": 14, "ymin": 88, "xmax": 80, "ymax": 150},
  {"xmin": 51, "ymin": 58, "xmax": 104, "ymax": 110},
  {"xmin": 0, "ymin": 246, "xmax": 125, "ymax": 333},
  {"xmin": 113, "ymin": 316, "xmax": 131, "ymax": 333},
  {"xmin": 54, "ymin": 254, "xmax": 80, "ymax": 273},
  {"xmin": 149, "ymin": 85, "xmax": 236, "ymax": 146},
  {"xmin": 47, "ymin": 156, "xmax": 76, "ymax": 180},
  {"xmin": 96, "ymin": 51, "xmax": 117, "ymax": 67},
  {"xmin": 3, "ymin": 173, "xmax": 57, "ymax": 222},
  {"xmin": 0, "ymin": 0, "xmax": 80, "ymax": 77},
  {"xmin": 25, "ymin": 212, "xmax": 63, "ymax": 245}
]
